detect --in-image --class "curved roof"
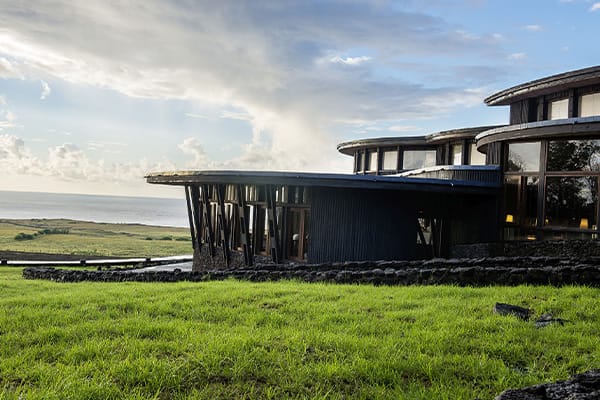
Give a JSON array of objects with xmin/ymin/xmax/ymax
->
[
  {"xmin": 146, "ymin": 170, "xmax": 500, "ymax": 194},
  {"xmin": 336, "ymin": 126, "xmax": 500, "ymax": 156},
  {"xmin": 475, "ymin": 116, "xmax": 600, "ymax": 147},
  {"xmin": 485, "ymin": 65, "xmax": 600, "ymax": 106}
]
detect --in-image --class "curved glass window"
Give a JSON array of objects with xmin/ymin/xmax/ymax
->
[
  {"xmin": 579, "ymin": 92, "xmax": 600, "ymax": 118},
  {"xmin": 549, "ymin": 98, "xmax": 569, "ymax": 120},
  {"xmin": 507, "ymin": 142, "xmax": 540, "ymax": 172},
  {"xmin": 545, "ymin": 176, "xmax": 597, "ymax": 229},
  {"xmin": 382, "ymin": 150, "xmax": 398, "ymax": 171},
  {"xmin": 547, "ymin": 139, "xmax": 600, "ymax": 172},
  {"xmin": 402, "ymin": 150, "xmax": 436, "ymax": 170},
  {"xmin": 469, "ymin": 143, "xmax": 486, "ymax": 165},
  {"xmin": 367, "ymin": 151, "xmax": 378, "ymax": 172}
]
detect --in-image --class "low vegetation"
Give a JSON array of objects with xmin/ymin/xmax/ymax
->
[
  {"xmin": 1, "ymin": 266, "xmax": 599, "ymax": 399},
  {"xmin": 0, "ymin": 219, "xmax": 191, "ymax": 257}
]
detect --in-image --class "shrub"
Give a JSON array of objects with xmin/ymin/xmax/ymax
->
[
  {"xmin": 15, "ymin": 232, "xmax": 36, "ymax": 241},
  {"xmin": 175, "ymin": 237, "xmax": 190, "ymax": 241},
  {"xmin": 37, "ymin": 228, "xmax": 70, "ymax": 235},
  {"xmin": 159, "ymin": 236, "xmax": 173, "ymax": 241}
]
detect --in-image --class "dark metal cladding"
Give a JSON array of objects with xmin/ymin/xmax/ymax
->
[{"xmin": 308, "ymin": 187, "xmax": 418, "ymax": 263}]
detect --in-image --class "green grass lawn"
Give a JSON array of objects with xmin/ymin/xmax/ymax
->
[
  {"xmin": 0, "ymin": 219, "xmax": 192, "ymax": 258},
  {"xmin": 1, "ymin": 266, "xmax": 598, "ymax": 399}
]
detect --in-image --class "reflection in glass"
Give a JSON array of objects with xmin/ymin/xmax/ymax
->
[
  {"xmin": 547, "ymin": 139, "xmax": 600, "ymax": 172},
  {"xmin": 503, "ymin": 176, "xmax": 538, "ymax": 240},
  {"xmin": 579, "ymin": 92, "xmax": 600, "ymax": 117},
  {"xmin": 452, "ymin": 144, "xmax": 462, "ymax": 165},
  {"xmin": 545, "ymin": 176, "xmax": 597, "ymax": 229},
  {"xmin": 402, "ymin": 150, "xmax": 436, "ymax": 170},
  {"xmin": 367, "ymin": 151, "xmax": 378, "ymax": 171},
  {"xmin": 507, "ymin": 142, "xmax": 540, "ymax": 172},
  {"xmin": 382, "ymin": 150, "xmax": 398, "ymax": 170},
  {"xmin": 469, "ymin": 143, "xmax": 486, "ymax": 165},
  {"xmin": 549, "ymin": 98, "xmax": 569, "ymax": 120}
]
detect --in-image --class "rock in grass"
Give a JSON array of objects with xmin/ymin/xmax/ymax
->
[
  {"xmin": 494, "ymin": 303, "xmax": 531, "ymax": 320},
  {"xmin": 534, "ymin": 313, "xmax": 568, "ymax": 329},
  {"xmin": 495, "ymin": 369, "xmax": 600, "ymax": 399}
]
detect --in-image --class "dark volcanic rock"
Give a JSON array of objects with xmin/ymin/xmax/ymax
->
[{"xmin": 495, "ymin": 370, "xmax": 600, "ymax": 400}]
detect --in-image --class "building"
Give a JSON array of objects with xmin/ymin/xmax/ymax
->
[{"xmin": 147, "ymin": 66, "xmax": 600, "ymax": 270}]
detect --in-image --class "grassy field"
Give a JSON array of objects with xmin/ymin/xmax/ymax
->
[
  {"xmin": 0, "ymin": 219, "xmax": 192, "ymax": 258},
  {"xmin": 1, "ymin": 266, "xmax": 599, "ymax": 399}
]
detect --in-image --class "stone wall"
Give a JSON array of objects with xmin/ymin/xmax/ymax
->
[
  {"xmin": 22, "ymin": 256, "xmax": 600, "ymax": 286},
  {"xmin": 192, "ymin": 247, "xmax": 272, "ymax": 271},
  {"xmin": 451, "ymin": 240, "xmax": 600, "ymax": 259}
]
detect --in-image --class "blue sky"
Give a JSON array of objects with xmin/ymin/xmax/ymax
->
[{"xmin": 0, "ymin": 0, "xmax": 599, "ymax": 197}]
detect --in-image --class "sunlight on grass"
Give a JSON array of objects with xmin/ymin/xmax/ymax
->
[{"xmin": 0, "ymin": 267, "xmax": 599, "ymax": 399}]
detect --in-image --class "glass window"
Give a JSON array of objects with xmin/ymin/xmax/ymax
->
[
  {"xmin": 451, "ymin": 144, "xmax": 462, "ymax": 165},
  {"xmin": 503, "ymin": 176, "xmax": 538, "ymax": 226},
  {"xmin": 356, "ymin": 151, "xmax": 364, "ymax": 172},
  {"xmin": 402, "ymin": 150, "xmax": 436, "ymax": 170},
  {"xmin": 549, "ymin": 98, "xmax": 569, "ymax": 120},
  {"xmin": 547, "ymin": 139, "xmax": 600, "ymax": 172},
  {"xmin": 579, "ymin": 92, "xmax": 600, "ymax": 117},
  {"xmin": 367, "ymin": 151, "xmax": 378, "ymax": 172},
  {"xmin": 545, "ymin": 176, "xmax": 597, "ymax": 229},
  {"xmin": 469, "ymin": 143, "xmax": 486, "ymax": 165},
  {"xmin": 382, "ymin": 150, "xmax": 398, "ymax": 171},
  {"xmin": 507, "ymin": 142, "xmax": 540, "ymax": 172}
]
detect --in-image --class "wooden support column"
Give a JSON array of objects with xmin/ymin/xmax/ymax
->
[
  {"xmin": 265, "ymin": 184, "xmax": 281, "ymax": 263},
  {"xmin": 201, "ymin": 184, "xmax": 216, "ymax": 257},
  {"xmin": 215, "ymin": 184, "xmax": 231, "ymax": 266},
  {"xmin": 185, "ymin": 185, "xmax": 202, "ymax": 251},
  {"xmin": 185, "ymin": 186, "xmax": 197, "ymax": 250},
  {"xmin": 236, "ymin": 184, "xmax": 253, "ymax": 266},
  {"xmin": 191, "ymin": 186, "xmax": 202, "ymax": 251}
]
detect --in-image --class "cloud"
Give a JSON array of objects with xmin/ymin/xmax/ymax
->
[
  {"xmin": 508, "ymin": 52, "xmax": 527, "ymax": 60},
  {"xmin": 178, "ymin": 137, "xmax": 212, "ymax": 168},
  {"xmin": 0, "ymin": 1, "xmax": 508, "ymax": 174},
  {"xmin": 0, "ymin": 110, "xmax": 17, "ymax": 130},
  {"xmin": 0, "ymin": 134, "xmax": 174, "ymax": 186},
  {"xmin": 329, "ymin": 55, "xmax": 372, "ymax": 66},
  {"xmin": 524, "ymin": 24, "xmax": 543, "ymax": 32},
  {"xmin": 590, "ymin": 2, "xmax": 600, "ymax": 11},
  {"xmin": 40, "ymin": 79, "xmax": 51, "ymax": 99},
  {"xmin": 0, "ymin": 56, "xmax": 24, "ymax": 79},
  {"xmin": 184, "ymin": 113, "xmax": 209, "ymax": 119}
]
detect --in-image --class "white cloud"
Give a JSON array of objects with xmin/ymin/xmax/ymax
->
[
  {"xmin": 40, "ymin": 79, "xmax": 51, "ymax": 100},
  {"xmin": 184, "ymin": 113, "xmax": 209, "ymax": 119},
  {"xmin": 524, "ymin": 24, "xmax": 543, "ymax": 32},
  {"xmin": 590, "ymin": 2, "xmax": 600, "ymax": 11},
  {"xmin": 178, "ymin": 137, "xmax": 212, "ymax": 168},
  {"xmin": 0, "ymin": 110, "xmax": 17, "ymax": 130},
  {"xmin": 220, "ymin": 110, "xmax": 253, "ymax": 121},
  {"xmin": 0, "ymin": 56, "xmax": 24, "ymax": 79},
  {"xmin": 329, "ymin": 55, "xmax": 372, "ymax": 66},
  {"xmin": 508, "ymin": 52, "xmax": 527, "ymax": 60},
  {"xmin": 0, "ymin": 1, "xmax": 507, "ymax": 176}
]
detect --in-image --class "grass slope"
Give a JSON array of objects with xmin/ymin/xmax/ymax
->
[
  {"xmin": 0, "ymin": 219, "xmax": 191, "ymax": 258},
  {"xmin": 1, "ymin": 267, "xmax": 598, "ymax": 399}
]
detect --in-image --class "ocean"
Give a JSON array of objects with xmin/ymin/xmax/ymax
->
[{"xmin": 0, "ymin": 190, "xmax": 189, "ymax": 228}]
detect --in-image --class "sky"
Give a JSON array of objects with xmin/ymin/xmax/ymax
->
[{"xmin": 0, "ymin": 0, "xmax": 599, "ymax": 198}]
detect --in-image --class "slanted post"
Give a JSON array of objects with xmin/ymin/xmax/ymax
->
[
  {"xmin": 185, "ymin": 185, "xmax": 202, "ymax": 251},
  {"xmin": 236, "ymin": 184, "xmax": 253, "ymax": 266},
  {"xmin": 265, "ymin": 184, "xmax": 281, "ymax": 264},
  {"xmin": 215, "ymin": 184, "xmax": 231, "ymax": 266},
  {"xmin": 201, "ymin": 184, "xmax": 216, "ymax": 258}
]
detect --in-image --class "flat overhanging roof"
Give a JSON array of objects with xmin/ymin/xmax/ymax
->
[
  {"xmin": 146, "ymin": 170, "xmax": 500, "ymax": 195},
  {"xmin": 485, "ymin": 65, "xmax": 600, "ymax": 106},
  {"xmin": 336, "ymin": 125, "xmax": 501, "ymax": 156}
]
